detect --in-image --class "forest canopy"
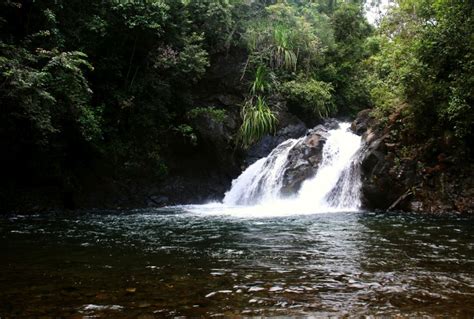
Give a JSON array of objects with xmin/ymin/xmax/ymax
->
[{"xmin": 0, "ymin": 0, "xmax": 472, "ymax": 204}]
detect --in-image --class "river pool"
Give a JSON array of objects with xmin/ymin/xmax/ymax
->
[{"xmin": 1, "ymin": 208, "xmax": 473, "ymax": 317}]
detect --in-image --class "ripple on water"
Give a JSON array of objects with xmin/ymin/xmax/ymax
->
[{"xmin": 0, "ymin": 209, "xmax": 473, "ymax": 317}]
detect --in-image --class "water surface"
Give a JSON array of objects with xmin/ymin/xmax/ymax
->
[{"xmin": 1, "ymin": 208, "xmax": 473, "ymax": 317}]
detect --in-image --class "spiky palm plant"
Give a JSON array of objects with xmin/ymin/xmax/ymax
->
[
  {"xmin": 239, "ymin": 96, "xmax": 277, "ymax": 147},
  {"xmin": 250, "ymin": 65, "xmax": 271, "ymax": 95},
  {"xmin": 273, "ymin": 25, "xmax": 297, "ymax": 71}
]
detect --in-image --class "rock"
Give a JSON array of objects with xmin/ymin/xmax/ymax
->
[
  {"xmin": 246, "ymin": 120, "xmax": 307, "ymax": 165},
  {"xmin": 355, "ymin": 109, "xmax": 408, "ymax": 210},
  {"xmin": 216, "ymin": 94, "xmax": 241, "ymax": 106},
  {"xmin": 355, "ymin": 108, "xmax": 474, "ymax": 213},
  {"xmin": 359, "ymin": 134, "xmax": 408, "ymax": 210},
  {"xmin": 280, "ymin": 121, "xmax": 335, "ymax": 195},
  {"xmin": 243, "ymin": 120, "xmax": 337, "ymax": 197},
  {"xmin": 351, "ymin": 109, "xmax": 374, "ymax": 135}
]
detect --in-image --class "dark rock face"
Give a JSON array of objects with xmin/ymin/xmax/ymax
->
[
  {"xmin": 246, "ymin": 120, "xmax": 307, "ymax": 165},
  {"xmin": 355, "ymin": 109, "xmax": 474, "ymax": 213},
  {"xmin": 358, "ymin": 133, "xmax": 406, "ymax": 210},
  {"xmin": 355, "ymin": 109, "xmax": 421, "ymax": 211},
  {"xmin": 351, "ymin": 109, "xmax": 373, "ymax": 135}
]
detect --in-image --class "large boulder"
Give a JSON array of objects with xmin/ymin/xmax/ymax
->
[
  {"xmin": 354, "ymin": 109, "xmax": 414, "ymax": 210},
  {"xmin": 351, "ymin": 109, "xmax": 374, "ymax": 135},
  {"xmin": 358, "ymin": 133, "xmax": 406, "ymax": 210},
  {"xmin": 280, "ymin": 119, "xmax": 339, "ymax": 195}
]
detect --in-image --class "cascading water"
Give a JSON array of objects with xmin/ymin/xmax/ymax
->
[
  {"xmin": 223, "ymin": 122, "xmax": 363, "ymax": 212},
  {"xmin": 223, "ymin": 139, "xmax": 300, "ymax": 205},
  {"xmin": 296, "ymin": 123, "xmax": 362, "ymax": 210}
]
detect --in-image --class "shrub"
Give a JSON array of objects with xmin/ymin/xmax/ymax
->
[{"xmin": 282, "ymin": 79, "xmax": 336, "ymax": 119}]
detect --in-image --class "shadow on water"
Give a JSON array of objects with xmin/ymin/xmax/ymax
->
[{"xmin": 0, "ymin": 209, "xmax": 473, "ymax": 317}]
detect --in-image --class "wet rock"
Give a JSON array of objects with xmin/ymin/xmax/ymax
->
[
  {"xmin": 355, "ymin": 108, "xmax": 474, "ymax": 213},
  {"xmin": 351, "ymin": 109, "xmax": 374, "ymax": 135},
  {"xmin": 280, "ymin": 121, "xmax": 336, "ymax": 195}
]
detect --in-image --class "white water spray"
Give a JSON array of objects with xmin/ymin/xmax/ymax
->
[
  {"xmin": 184, "ymin": 122, "xmax": 363, "ymax": 217},
  {"xmin": 223, "ymin": 138, "xmax": 299, "ymax": 205},
  {"xmin": 296, "ymin": 123, "xmax": 362, "ymax": 210}
]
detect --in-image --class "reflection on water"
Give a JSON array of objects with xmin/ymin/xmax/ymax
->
[{"xmin": 0, "ymin": 209, "xmax": 473, "ymax": 317}]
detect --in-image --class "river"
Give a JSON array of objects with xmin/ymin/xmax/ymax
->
[{"xmin": 1, "ymin": 209, "xmax": 473, "ymax": 317}]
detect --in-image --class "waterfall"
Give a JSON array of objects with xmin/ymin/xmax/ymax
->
[
  {"xmin": 296, "ymin": 123, "xmax": 362, "ymax": 210},
  {"xmin": 223, "ymin": 122, "xmax": 363, "ymax": 212},
  {"xmin": 223, "ymin": 139, "xmax": 300, "ymax": 205}
]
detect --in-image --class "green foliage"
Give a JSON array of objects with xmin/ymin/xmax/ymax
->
[
  {"xmin": 0, "ymin": 0, "xmax": 219, "ymax": 186},
  {"xmin": 272, "ymin": 24, "xmax": 298, "ymax": 71},
  {"xmin": 111, "ymin": 0, "xmax": 169, "ymax": 32},
  {"xmin": 368, "ymin": 0, "xmax": 474, "ymax": 140},
  {"xmin": 241, "ymin": 1, "xmax": 372, "ymax": 119},
  {"xmin": 184, "ymin": 0, "xmax": 238, "ymax": 53},
  {"xmin": 174, "ymin": 124, "xmax": 198, "ymax": 146},
  {"xmin": 3, "ymin": 0, "xmax": 435, "ymax": 198},
  {"xmin": 0, "ymin": 42, "xmax": 100, "ymax": 145},
  {"xmin": 177, "ymin": 33, "xmax": 210, "ymax": 78},
  {"xmin": 332, "ymin": 3, "xmax": 372, "ymax": 43},
  {"xmin": 282, "ymin": 78, "xmax": 336, "ymax": 119},
  {"xmin": 250, "ymin": 65, "xmax": 271, "ymax": 95},
  {"xmin": 238, "ymin": 63, "xmax": 278, "ymax": 147},
  {"xmin": 187, "ymin": 107, "xmax": 227, "ymax": 123},
  {"xmin": 242, "ymin": 2, "xmax": 330, "ymax": 73},
  {"xmin": 239, "ymin": 96, "xmax": 277, "ymax": 147},
  {"xmin": 320, "ymin": 2, "xmax": 373, "ymax": 114}
]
